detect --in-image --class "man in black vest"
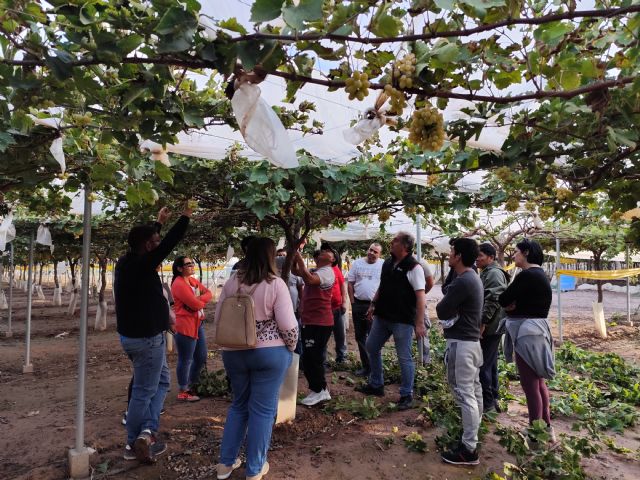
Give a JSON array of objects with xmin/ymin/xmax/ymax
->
[{"xmin": 355, "ymin": 231, "xmax": 426, "ymax": 410}]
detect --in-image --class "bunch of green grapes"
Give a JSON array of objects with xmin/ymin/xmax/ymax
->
[
  {"xmin": 408, "ymin": 105, "xmax": 445, "ymax": 151},
  {"xmin": 504, "ymin": 197, "xmax": 520, "ymax": 212},
  {"xmin": 393, "ymin": 53, "xmax": 416, "ymax": 89},
  {"xmin": 383, "ymin": 84, "xmax": 407, "ymax": 114},
  {"xmin": 345, "ymin": 71, "xmax": 370, "ymax": 101},
  {"xmin": 494, "ymin": 166, "xmax": 514, "ymax": 183},
  {"xmin": 538, "ymin": 206, "xmax": 554, "ymax": 220},
  {"xmin": 555, "ymin": 187, "xmax": 574, "ymax": 201},
  {"xmin": 378, "ymin": 209, "xmax": 391, "ymax": 222}
]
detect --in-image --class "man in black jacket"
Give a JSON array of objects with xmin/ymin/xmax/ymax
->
[
  {"xmin": 355, "ymin": 232, "xmax": 426, "ymax": 410},
  {"xmin": 115, "ymin": 205, "xmax": 191, "ymax": 463}
]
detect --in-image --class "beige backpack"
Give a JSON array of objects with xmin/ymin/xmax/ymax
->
[{"xmin": 215, "ymin": 282, "xmax": 259, "ymax": 348}]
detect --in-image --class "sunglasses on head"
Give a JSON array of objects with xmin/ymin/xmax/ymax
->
[{"xmin": 183, "ymin": 262, "xmax": 195, "ymax": 267}]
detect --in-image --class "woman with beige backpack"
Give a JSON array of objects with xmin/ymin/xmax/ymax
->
[{"xmin": 213, "ymin": 237, "xmax": 298, "ymax": 480}]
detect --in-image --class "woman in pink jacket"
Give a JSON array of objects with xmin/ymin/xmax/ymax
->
[{"xmin": 171, "ymin": 256, "xmax": 213, "ymax": 402}]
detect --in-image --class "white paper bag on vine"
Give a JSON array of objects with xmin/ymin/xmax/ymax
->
[
  {"xmin": 231, "ymin": 82, "xmax": 298, "ymax": 169},
  {"xmin": 343, "ymin": 112, "xmax": 385, "ymax": 145},
  {"xmin": 0, "ymin": 212, "xmax": 16, "ymax": 252}
]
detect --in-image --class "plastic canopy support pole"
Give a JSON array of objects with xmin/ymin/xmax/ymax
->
[
  {"xmin": 415, "ymin": 213, "xmax": 423, "ymax": 367},
  {"xmin": 626, "ymin": 244, "xmax": 632, "ymax": 326},
  {"xmin": 556, "ymin": 233, "xmax": 563, "ymax": 343},
  {"xmin": 23, "ymin": 233, "xmax": 34, "ymax": 373},
  {"xmin": 68, "ymin": 183, "xmax": 92, "ymax": 479},
  {"xmin": 6, "ymin": 242, "xmax": 13, "ymax": 337}
]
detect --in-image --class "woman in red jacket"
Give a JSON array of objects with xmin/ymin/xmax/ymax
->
[{"xmin": 171, "ymin": 256, "xmax": 213, "ymax": 402}]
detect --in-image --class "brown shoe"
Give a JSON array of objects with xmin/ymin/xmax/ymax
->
[{"xmin": 246, "ymin": 461, "xmax": 269, "ymax": 480}]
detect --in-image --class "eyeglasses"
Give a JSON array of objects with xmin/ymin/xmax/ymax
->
[{"xmin": 183, "ymin": 262, "xmax": 195, "ymax": 267}]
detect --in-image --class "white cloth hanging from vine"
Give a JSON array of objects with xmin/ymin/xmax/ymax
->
[{"xmin": 0, "ymin": 213, "xmax": 16, "ymax": 252}]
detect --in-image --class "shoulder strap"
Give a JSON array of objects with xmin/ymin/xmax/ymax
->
[{"xmin": 236, "ymin": 281, "xmax": 260, "ymax": 296}]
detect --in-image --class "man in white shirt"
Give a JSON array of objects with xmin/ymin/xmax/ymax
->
[{"xmin": 347, "ymin": 243, "xmax": 383, "ymax": 376}]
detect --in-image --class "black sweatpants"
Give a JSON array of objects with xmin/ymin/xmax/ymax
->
[
  {"xmin": 479, "ymin": 334, "xmax": 502, "ymax": 409},
  {"xmin": 351, "ymin": 301, "xmax": 372, "ymax": 372},
  {"xmin": 302, "ymin": 324, "xmax": 333, "ymax": 393}
]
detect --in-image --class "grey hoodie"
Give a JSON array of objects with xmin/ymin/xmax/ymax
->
[{"xmin": 503, "ymin": 316, "xmax": 556, "ymax": 379}]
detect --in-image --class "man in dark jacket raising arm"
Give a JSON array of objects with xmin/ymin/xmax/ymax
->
[{"xmin": 115, "ymin": 204, "xmax": 191, "ymax": 463}]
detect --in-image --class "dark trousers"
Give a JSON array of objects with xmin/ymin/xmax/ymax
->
[
  {"xmin": 293, "ymin": 313, "xmax": 303, "ymax": 356},
  {"xmin": 302, "ymin": 324, "xmax": 333, "ymax": 393},
  {"xmin": 479, "ymin": 334, "xmax": 502, "ymax": 409},
  {"xmin": 351, "ymin": 301, "xmax": 372, "ymax": 372}
]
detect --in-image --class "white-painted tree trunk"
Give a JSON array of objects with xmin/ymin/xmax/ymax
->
[
  {"xmin": 0, "ymin": 290, "xmax": 7, "ymax": 309},
  {"xmin": 36, "ymin": 285, "xmax": 45, "ymax": 300},
  {"xmin": 22, "ymin": 280, "xmax": 28, "ymax": 292},
  {"xmin": 94, "ymin": 300, "xmax": 107, "ymax": 331},
  {"xmin": 53, "ymin": 287, "xmax": 62, "ymax": 306},
  {"xmin": 593, "ymin": 302, "xmax": 607, "ymax": 339},
  {"xmin": 67, "ymin": 290, "xmax": 78, "ymax": 315}
]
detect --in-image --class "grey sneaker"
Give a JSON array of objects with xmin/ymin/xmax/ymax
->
[
  {"xmin": 133, "ymin": 430, "xmax": 153, "ymax": 463},
  {"xmin": 216, "ymin": 458, "xmax": 242, "ymax": 480}
]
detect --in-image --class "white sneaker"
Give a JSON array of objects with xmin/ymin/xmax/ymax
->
[{"xmin": 301, "ymin": 389, "xmax": 331, "ymax": 406}]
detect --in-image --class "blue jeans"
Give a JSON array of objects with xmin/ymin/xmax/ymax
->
[
  {"xmin": 332, "ymin": 309, "xmax": 347, "ymax": 362},
  {"xmin": 120, "ymin": 333, "xmax": 170, "ymax": 446},
  {"xmin": 174, "ymin": 325, "xmax": 207, "ymax": 391},
  {"xmin": 220, "ymin": 346, "xmax": 292, "ymax": 477},
  {"xmin": 366, "ymin": 316, "xmax": 415, "ymax": 397}
]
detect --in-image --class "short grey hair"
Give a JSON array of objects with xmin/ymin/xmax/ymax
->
[
  {"xmin": 369, "ymin": 242, "xmax": 383, "ymax": 252},
  {"xmin": 395, "ymin": 231, "xmax": 415, "ymax": 253}
]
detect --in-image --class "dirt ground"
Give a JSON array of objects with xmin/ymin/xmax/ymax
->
[{"xmin": 1, "ymin": 284, "xmax": 639, "ymax": 480}]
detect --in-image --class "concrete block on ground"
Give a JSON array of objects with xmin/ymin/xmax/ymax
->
[{"xmin": 68, "ymin": 447, "xmax": 91, "ymax": 479}]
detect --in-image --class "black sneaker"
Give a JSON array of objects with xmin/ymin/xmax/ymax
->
[
  {"xmin": 355, "ymin": 383, "xmax": 384, "ymax": 397},
  {"xmin": 123, "ymin": 444, "xmax": 136, "ymax": 461},
  {"xmin": 397, "ymin": 395, "xmax": 414, "ymax": 411},
  {"xmin": 150, "ymin": 440, "xmax": 167, "ymax": 458},
  {"xmin": 121, "ymin": 411, "xmax": 127, "ymax": 426},
  {"xmin": 333, "ymin": 361, "xmax": 348, "ymax": 371},
  {"xmin": 354, "ymin": 368, "xmax": 370, "ymax": 377},
  {"xmin": 483, "ymin": 403, "xmax": 496, "ymax": 415},
  {"xmin": 441, "ymin": 443, "xmax": 479, "ymax": 465}
]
